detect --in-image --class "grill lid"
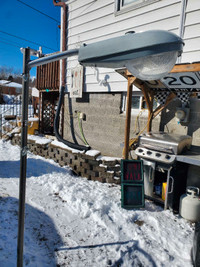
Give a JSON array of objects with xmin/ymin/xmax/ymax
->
[{"xmin": 138, "ymin": 132, "xmax": 192, "ymax": 155}]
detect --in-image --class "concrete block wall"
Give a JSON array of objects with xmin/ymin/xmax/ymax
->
[
  {"xmin": 11, "ymin": 134, "xmax": 121, "ymax": 185},
  {"xmin": 64, "ymin": 92, "xmax": 160, "ymax": 157}
]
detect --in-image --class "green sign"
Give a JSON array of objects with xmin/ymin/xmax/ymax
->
[{"xmin": 121, "ymin": 160, "xmax": 144, "ymax": 209}]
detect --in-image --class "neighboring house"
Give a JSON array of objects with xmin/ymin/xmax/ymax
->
[
  {"xmin": 52, "ymin": 0, "xmax": 200, "ymax": 158},
  {"xmin": 0, "ymin": 80, "xmax": 22, "ymax": 97}
]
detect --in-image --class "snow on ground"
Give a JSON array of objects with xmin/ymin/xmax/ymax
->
[{"xmin": 0, "ymin": 140, "xmax": 194, "ymax": 267}]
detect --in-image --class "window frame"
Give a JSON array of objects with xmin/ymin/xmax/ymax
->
[
  {"xmin": 115, "ymin": 0, "xmax": 161, "ymax": 15},
  {"xmin": 122, "ymin": 91, "xmax": 158, "ymax": 115}
]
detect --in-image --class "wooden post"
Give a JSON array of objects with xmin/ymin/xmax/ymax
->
[
  {"xmin": 123, "ymin": 77, "xmax": 136, "ymax": 159},
  {"xmin": 140, "ymin": 84, "xmax": 154, "ymax": 133}
]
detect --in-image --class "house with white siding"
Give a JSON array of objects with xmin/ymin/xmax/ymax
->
[{"xmin": 53, "ymin": 0, "xmax": 200, "ymax": 161}]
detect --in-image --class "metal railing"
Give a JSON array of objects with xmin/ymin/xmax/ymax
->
[{"xmin": 0, "ymin": 95, "xmax": 34, "ymax": 138}]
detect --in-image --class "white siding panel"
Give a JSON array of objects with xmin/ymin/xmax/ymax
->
[
  {"xmin": 68, "ymin": 3, "xmax": 181, "ymax": 38},
  {"xmin": 68, "ymin": 0, "xmax": 112, "ymax": 15},
  {"xmin": 65, "ymin": 0, "xmax": 200, "ymax": 92},
  {"xmin": 183, "ymin": 37, "xmax": 200, "ymax": 53},
  {"xmin": 68, "ymin": 0, "xmax": 180, "ymax": 21},
  {"xmin": 66, "ymin": 80, "xmax": 129, "ymax": 92},
  {"xmin": 186, "ymin": 0, "xmax": 200, "ymax": 12},
  {"xmin": 83, "ymin": 81, "xmax": 128, "ymax": 92},
  {"xmin": 66, "ymin": 69, "xmax": 127, "ymax": 83},
  {"xmin": 68, "ymin": 1, "xmax": 181, "ymax": 29},
  {"xmin": 181, "ymin": 51, "xmax": 200, "ymax": 64},
  {"xmin": 67, "ymin": 16, "xmax": 180, "ymax": 48},
  {"xmin": 69, "ymin": 3, "xmax": 112, "ymax": 24},
  {"xmin": 184, "ymin": 24, "xmax": 200, "ymax": 39},
  {"xmin": 185, "ymin": 10, "xmax": 200, "ymax": 26}
]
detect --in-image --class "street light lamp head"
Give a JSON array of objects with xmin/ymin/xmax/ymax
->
[
  {"xmin": 78, "ymin": 30, "xmax": 184, "ymax": 81},
  {"xmin": 125, "ymin": 50, "xmax": 179, "ymax": 81}
]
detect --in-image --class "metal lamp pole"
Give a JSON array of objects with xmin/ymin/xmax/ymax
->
[
  {"xmin": 17, "ymin": 47, "xmax": 30, "ymax": 267},
  {"xmin": 17, "ymin": 47, "xmax": 79, "ymax": 267}
]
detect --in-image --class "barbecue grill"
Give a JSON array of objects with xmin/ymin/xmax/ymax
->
[
  {"xmin": 135, "ymin": 132, "xmax": 192, "ymax": 161},
  {"xmin": 135, "ymin": 132, "xmax": 192, "ymax": 211}
]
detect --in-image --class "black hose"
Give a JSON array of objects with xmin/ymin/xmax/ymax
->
[{"xmin": 54, "ymin": 86, "xmax": 90, "ymax": 151}]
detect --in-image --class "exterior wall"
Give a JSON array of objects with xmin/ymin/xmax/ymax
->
[
  {"xmin": 65, "ymin": 0, "xmax": 200, "ymax": 93},
  {"xmin": 64, "ymin": 92, "xmax": 160, "ymax": 157},
  {"xmin": 62, "ymin": 0, "xmax": 200, "ymax": 156}
]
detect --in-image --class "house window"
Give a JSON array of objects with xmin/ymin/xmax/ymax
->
[
  {"xmin": 132, "ymin": 95, "xmax": 140, "ymax": 109},
  {"xmin": 116, "ymin": 0, "xmax": 160, "ymax": 14},
  {"xmin": 122, "ymin": 91, "xmax": 158, "ymax": 114}
]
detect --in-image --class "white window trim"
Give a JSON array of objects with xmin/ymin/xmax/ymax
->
[
  {"xmin": 122, "ymin": 91, "xmax": 149, "ymax": 116},
  {"xmin": 115, "ymin": 0, "xmax": 161, "ymax": 16}
]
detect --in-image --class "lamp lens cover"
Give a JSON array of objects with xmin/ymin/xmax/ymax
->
[{"xmin": 125, "ymin": 51, "xmax": 178, "ymax": 81}]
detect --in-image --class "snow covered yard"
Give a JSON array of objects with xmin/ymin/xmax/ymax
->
[{"xmin": 0, "ymin": 140, "xmax": 194, "ymax": 267}]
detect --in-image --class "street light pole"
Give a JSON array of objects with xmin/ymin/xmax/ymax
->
[
  {"xmin": 17, "ymin": 47, "xmax": 30, "ymax": 267},
  {"xmin": 17, "ymin": 47, "xmax": 80, "ymax": 267}
]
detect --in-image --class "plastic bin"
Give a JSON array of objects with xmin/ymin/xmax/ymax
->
[{"xmin": 18, "ymin": 117, "xmax": 39, "ymax": 135}]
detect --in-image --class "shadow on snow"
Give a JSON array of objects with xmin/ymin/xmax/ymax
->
[
  {"xmin": 0, "ymin": 158, "xmax": 68, "ymax": 178},
  {"xmin": 0, "ymin": 195, "xmax": 63, "ymax": 266}
]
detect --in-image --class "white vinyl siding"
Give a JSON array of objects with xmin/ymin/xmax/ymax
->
[{"xmin": 64, "ymin": 0, "xmax": 200, "ymax": 93}]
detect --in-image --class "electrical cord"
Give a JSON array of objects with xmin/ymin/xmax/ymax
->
[
  {"xmin": 77, "ymin": 112, "xmax": 89, "ymax": 146},
  {"xmin": 123, "ymin": 111, "xmax": 153, "ymax": 157},
  {"xmin": 54, "ymin": 86, "xmax": 90, "ymax": 151}
]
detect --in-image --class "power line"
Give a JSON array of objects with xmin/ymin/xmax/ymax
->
[
  {"xmin": 0, "ymin": 40, "xmax": 21, "ymax": 48},
  {"xmin": 17, "ymin": 0, "xmax": 60, "ymax": 23},
  {"xmin": 0, "ymin": 36, "xmax": 22, "ymax": 47},
  {"xmin": 0, "ymin": 30, "xmax": 56, "ymax": 51}
]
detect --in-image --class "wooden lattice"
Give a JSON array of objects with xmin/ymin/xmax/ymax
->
[{"xmin": 40, "ymin": 91, "xmax": 59, "ymax": 135}]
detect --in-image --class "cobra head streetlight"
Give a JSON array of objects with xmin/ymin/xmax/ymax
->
[
  {"xmin": 78, "ymin": 30, "xmax": 184, "ymax": 80},
  {"xmin": 17, "ymin": 30, "xmax": 184, "ymax": 267}
]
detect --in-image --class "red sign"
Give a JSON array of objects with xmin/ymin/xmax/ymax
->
[{"xmin": 123, "ymin": 161, "xmax": 142, "ymax": 182}]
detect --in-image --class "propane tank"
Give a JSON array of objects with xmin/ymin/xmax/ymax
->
[{"xmin": 179, "ymin": 186, "xmax": 200, "ymax": 222}]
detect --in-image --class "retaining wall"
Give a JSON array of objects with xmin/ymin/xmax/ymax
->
[{"xmin": 11, "ymin": 134, "xmax": 121, "ymax": 185}]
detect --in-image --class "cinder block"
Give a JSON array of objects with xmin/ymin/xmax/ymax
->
[
  {"xmin": 81, "ymin": 152, "xmax": 100, "ymax": 160},
  {"xmin": 65, "ymin": 157, "xmax": 72, "ymax": 165},
  {"xmin": 48, "ymin": 152, "xmax": 56, "ymax": 159},
  {"xmin": 106, "ymin": 177, "xmax": 115, "ymax": 183},
  {"xmin": 114, "ymin": 177, "xmax": 121, "ymax": 184},
  {"xmin": 107, "ymin": 165, "xmax": 121, "ymax": 172},
  {"xmin": 81, "ymin": 162, "xmax": 92, "ymax": 170},
  {"xmin": 92, "ymin": 165, "xmax": 107, "ymax": 172},
  {"xmin": 86, "ymin": 169, "xmax": 99, "ymax": 177},
  {"xmin": 82, "ymin": 173, "xmax": 91, "ymax": 180},
  {"xmin": 115, "ymin": 171, "xmax": 121, "ymax": 177},
  {"xmin": 87, "ymin": 159, "xmax": 99, "ymax": 166},
  {"xmin": 59, "ymin": 161, "xmax": 66, "ymax": 167},
  {"xmin": 75, "ymin": 166, "xmax": 86, "ymax": 174},
  {"xmin": 102, "ymin": 160, "xmax": 117, "ymax": 167},
  {"xmin": 95, "ymin": 177, "xmax": 106, "ymax": 183},
  {"xmin": 99, "ymin": 171, "xmax": 114, "ymax": 179}
]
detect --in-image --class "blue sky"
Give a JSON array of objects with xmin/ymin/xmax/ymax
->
[{"xmin": 0, "ymin": 0, "xmax": 60, "ymax": 77}]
